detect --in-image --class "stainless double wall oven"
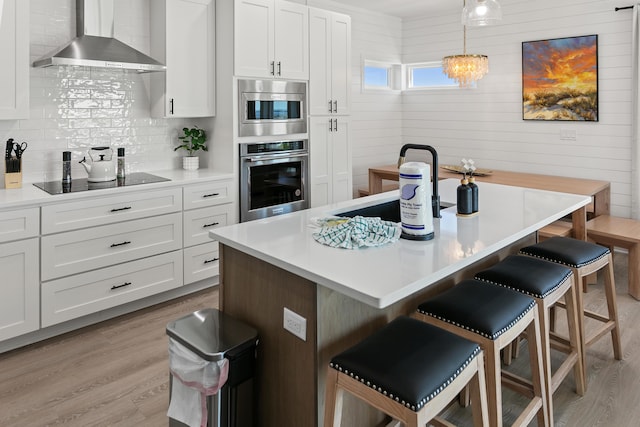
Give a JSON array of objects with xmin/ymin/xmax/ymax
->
[{"xmin": 239, "ymin": 140, "xmax": 309, "ymax": 222}]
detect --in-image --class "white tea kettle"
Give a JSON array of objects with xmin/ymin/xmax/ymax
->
[{"xmin": 80, "ymin": 147, "xmax": 116, "ymax": 182}]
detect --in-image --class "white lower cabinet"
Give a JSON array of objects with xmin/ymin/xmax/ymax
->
[
  {"xmin": 182, "ymin": 179, "xmax": 234, "ymax": 285},
  {"xmin": 183, "ymin": 204, "xmax": 233, "ymax": 247},
  {"xmin": 41, "ymin": 212, "xmax": 183, "ymax": 281},
  {"xmin": 41, "ymin": 251, "xmax": 183, "ymax": 327},
  {"xmin": 184, "ymin": 242, "xmax": 219, "ymax": 285},
  {"xmin": 0, "ymin": 238, "xmax": 39, "ymax": 341}
]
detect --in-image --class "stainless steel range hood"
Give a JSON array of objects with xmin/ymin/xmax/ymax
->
[{"xmin": 33, "ymin": 0, "xmax": 165, "ymax": 72}]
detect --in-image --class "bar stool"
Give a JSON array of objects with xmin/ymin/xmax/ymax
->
[
  {"xmin": 519, "ymin": 237, "xmax": 623, "ymax": 372},
  {"xmin": 414, "ymin": 279, "xmax": 549, "ymax": 427},
  {"xmin": 474, "ymin": 255, "xmax": 586, "ymax": 422},
  {"xmin": 324, "ymin": 316, "xmax": 489, "ymax": 427}
]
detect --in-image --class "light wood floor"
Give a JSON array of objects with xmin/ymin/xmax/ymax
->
[{"xmin": 0, "ymin": 252, "xmax": 638, "ymax": 426}]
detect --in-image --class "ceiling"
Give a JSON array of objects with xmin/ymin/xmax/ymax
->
[{"xmin": 334, "ymin": 0, "xmax": 458, "ymax": 18}]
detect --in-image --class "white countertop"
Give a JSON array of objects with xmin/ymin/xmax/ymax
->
[
  {"xmin": 0, "ymin": 169, "xmax": 234, "ymax": 209},
  {"xmin": 210, "ymin": 179, "xmax": 590, "ymax": 309}
]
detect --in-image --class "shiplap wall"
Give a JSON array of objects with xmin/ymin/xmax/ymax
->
[{"xmin": 402, "ymin": 0, "xmax": 633, "ymax": 217}]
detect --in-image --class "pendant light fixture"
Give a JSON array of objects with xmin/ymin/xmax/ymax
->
[
  {"xmin": 442, "ymin": 0, "xmax": 500, "ymax": 87},
  {"xmin": 462, "ymin": 0, "xmax": 502, "ymax": 26}
]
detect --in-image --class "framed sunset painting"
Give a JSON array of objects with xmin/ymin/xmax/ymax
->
[{"xmin": 522, "ymin": 35, "xmax": 598, "ymax": 121}]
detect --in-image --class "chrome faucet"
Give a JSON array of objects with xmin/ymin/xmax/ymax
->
[{"xmin": 398, "ymin": 144, "xmax": 441, "ymax": 218}]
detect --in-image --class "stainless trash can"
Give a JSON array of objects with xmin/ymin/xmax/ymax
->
[{"xmin": 167, "ymin": 308, "xmax": 258, "ymax": 427}]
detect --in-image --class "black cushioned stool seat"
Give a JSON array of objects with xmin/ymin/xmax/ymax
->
[
  {"xmin": 414, "ymin": 279, "xmax": 549, "ymax": 427},
  {"xmin": 324, "ymin": 316, "xmax": 489, "ymax": 427},
  {"xmin": 475, "ymin": 255, "xmax": 585, "ymax": 423},
  {"xmin": 520, "ymin": 237, "xmax": 623, "ymax": 379}
]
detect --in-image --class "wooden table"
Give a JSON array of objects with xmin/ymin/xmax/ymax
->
[{"xmin": 368, "ymin": 164, "xmax": 611, "ymax": 241}]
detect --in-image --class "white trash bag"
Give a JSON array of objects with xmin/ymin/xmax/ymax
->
[{"xmin": 167, "ymin": 338, "xmax": 230, "ymax": 427}]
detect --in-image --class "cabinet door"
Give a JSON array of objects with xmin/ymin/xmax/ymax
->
[
  {"xmin": 274, "ymin": 0, "xmax": 308, "ymax": 79},
  {"xmin": 166, "ymin": 0, "xmax": 216, "ymax": 117},
  {"xmin": 234, "ymin": 0, "xmax": 275, "ymax": 78},
  {"xmin": 0, "ymin": 238, "xmax": 39, "ymax": 341},
  {"xmin": 309, "ymin": 117, "xmax": 331, "ymax": 207},
  {"xmin": 331, "ymin": 118, "xmax": 352, "ymax": 203},
  {"xmin": 330, "ymin": 12, "xmax": 351, "ymax": 115},
  {"xmin": 309, "ymin": 8, "xmax": 332, "ymax": 116},
  {"xmin": 0, "ymin": 0, "xmax": 29, "ymax": 119}
]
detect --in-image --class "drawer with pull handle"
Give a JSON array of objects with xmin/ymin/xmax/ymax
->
[
  {"xmin": 183, "ymin": 180, "xmax": 233, "ymax": 210},
  {"xmin": 41, "ymin": 212, "xmax": 182, "ymax": 281},
  {"xmin": 0, "ymin": 207, "xmax": 39, "ymax": 243},
  {"xmin": 184, "ymin": 242, "xmax": 219, "ymax": 285},
  {"xmin": 41, "ymin": 188, "xmax": 182, "ymax": 234},
  {"xmin": 183, "ymin": 204, "xmax": 233, "ymax": 247},
  {"xmin": 41, "ymin": 251, "xmax": 183, "ymax": 327}
]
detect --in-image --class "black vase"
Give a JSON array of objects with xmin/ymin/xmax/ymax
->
[
  {"xmin": 468, "ymin": 176, "xmax": 479, "ymax": 213},
  {"xmin": 457, "ymin": 179, "xmax": 472, "ymax": 215}
]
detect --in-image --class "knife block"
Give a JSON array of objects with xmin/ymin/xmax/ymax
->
[{"xmin": 4, "ymin": 172, "xmax": 22, "ymax": 189}]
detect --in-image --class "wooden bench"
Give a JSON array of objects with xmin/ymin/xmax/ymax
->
[
  {"xmin": 538, "ymin": 220, "xmax": 573, "ymax": 240},
  {"xmin": 357, "ymin": 183, "xmax": 398, "ymax": 197},
  {"xmin": 587, "ymin": 215, "xmax": 640, "ymax": 300}
]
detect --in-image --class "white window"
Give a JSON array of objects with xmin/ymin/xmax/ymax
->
[
  {"xmin": 362, "ymin": 59, "xmax": 401, "ymax": 91},
  {"xmin": 406, "ymin": 61, "xmax": 461, "ymax": 90}
]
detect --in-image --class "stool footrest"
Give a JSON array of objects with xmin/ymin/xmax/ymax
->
[
  {"xmin": 502, "ymin": 371, "xmax": 534, "ymax": 398},
  {"xmin": 585, "ymin": 321, "xmax": 616, "ymax": 348}
]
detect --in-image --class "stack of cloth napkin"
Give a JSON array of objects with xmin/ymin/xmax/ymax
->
[{"xmin": 312, "ymin": 216, "xmax": 401, "ymax": 249}]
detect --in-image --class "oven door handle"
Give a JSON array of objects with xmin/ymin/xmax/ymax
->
[{"xmin": 244, "ymin": 153, "xmax": 308, "ymax": 162}]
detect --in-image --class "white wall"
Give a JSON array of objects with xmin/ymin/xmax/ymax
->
[
  {"xmin": 402, "ymin": 0, "xmax": 632, "ymax": 217},
  {"xmin": 0, "ymin": 0, "xmax": 189, "ymax": 186}
]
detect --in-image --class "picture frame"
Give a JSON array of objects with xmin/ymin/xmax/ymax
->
[{"xmin": 522, "ymin": 35, "xmax": 598, "ymax": 121}]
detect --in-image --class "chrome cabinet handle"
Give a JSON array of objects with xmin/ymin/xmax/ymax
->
[
  {"xmin": 203, "ymin": 221, "xmax": 220, "ymax": 228},
  {"xmin": 328, "ymin": 118, "xmax": 333, "ymax": 132},
  {"xmin": 110, "ymin": 206, "xmax": 132, "ymax": 213},
  {"xmin": 202, "ymin": 192, "xmax": 220, "ymax": 198},
  {"xmin": 333, "ymin": 100, "xmax": 338, "ymax": 113},
  {"xmin": 277, "ymin": 61, "xmax": 281, "ymax": 76},
  {"xmin": 111, "ymin": 282, "xmax": 132, "ymax": 290},
  {"xmin": 332, "ymin": 118, "xmax": 338, "ymax": 132},
  {"xmin": 328, "ymin": 100, "xmax": 333, "ymax": 113},
  {"xmin": 204, "ymin": 257, "xmax": 220, "ymax": 265},
  {"xmin": 110, "ymin": 241, "xmax": 131, "ymax": 248},
  {"xmin": 170, "ymin": 98, "xmax": 174, "ymax": 115},
  {"xmin": 270, "ymin": 61, "xmax": 275, "ymax": 75}
]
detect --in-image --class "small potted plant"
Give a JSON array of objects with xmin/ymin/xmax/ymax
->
[{"xmin": 175, "ymin": 126, "xmax": 207, "ymax": 170}]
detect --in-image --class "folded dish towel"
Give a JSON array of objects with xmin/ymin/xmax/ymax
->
[{"xmin": 312, "ymin": 216, "xmax": 401, "ymax": 249}]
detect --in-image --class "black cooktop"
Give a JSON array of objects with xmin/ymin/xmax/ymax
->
[{"xmin": 33, "ymin": 172, "xmax": 170, "ymax": 195}]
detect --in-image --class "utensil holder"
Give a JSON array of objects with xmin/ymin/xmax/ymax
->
[{"xmin": 5, "ymin": 172, "xmax": 22, "ymax": 189}]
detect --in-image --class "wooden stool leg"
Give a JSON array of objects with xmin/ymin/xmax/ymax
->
[
  {"xmin": 525, "ymin": 309, "xmax": 550, "ymax": 427},
  {"xmin": 573, "ymin": 268, "xmax": 587, "ymax": 378},
  {"xmin": 323, "ymin": 369, "xmax": 343, "ymax": 427},
  {"xmin": 535, "ymin": 299, "xmax": 554, "ymax": 424},
  {"xmin": 483, "ymin": 344, "xmax": 503, "ymax": 427},
  {"xmin": 470, "ymin": 352, "xmax": 490, "ymax": 427},
  {"xmin": 603, "ymin": 256, "xmax": 623, "ymax": 360},
  {"xmin": 629, "ymin": 244, "xmax": 640, "ymax": 300},
  {"xmin": 564, "ymin": 275, "xmax": 586, "ymax": 396}
]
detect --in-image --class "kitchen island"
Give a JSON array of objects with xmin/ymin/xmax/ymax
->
[{"xmin": 210, "ymin": 179, "xmax": 590, "ymax": 427}]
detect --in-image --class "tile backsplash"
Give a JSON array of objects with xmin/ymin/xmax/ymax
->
[{"xmin": 1, "ymin": 0, "xmax": 188, "ymax": 186}]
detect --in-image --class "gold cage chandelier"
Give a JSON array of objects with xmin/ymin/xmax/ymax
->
[{"xmin": 442, "ymin": 0, "xmax": 501, "ymax": 87}]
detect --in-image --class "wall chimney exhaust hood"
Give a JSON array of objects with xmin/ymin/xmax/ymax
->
[{"xmin": 33, "ymin": 0, "xmax": 166, "ymax": 72}]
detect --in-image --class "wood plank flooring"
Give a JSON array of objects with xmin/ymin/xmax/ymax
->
[
  {"xmin": 0, "ymin": 289, "xmax": 218, "ymax": 427},
  {"xmin": 0, "ymin": 251, "xmax": 638, "ymax": 426}
]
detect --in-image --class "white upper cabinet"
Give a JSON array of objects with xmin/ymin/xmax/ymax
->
[
  {"xmin": 151, "ymin": 0, "xmax": 216, "ymax": 118},
  {"xmin": 0, "ymin": 0, "xmax": 29, "ymax": 120},
  {"xmin": 309, "ymin": 8, "xmax": 351, "ymax": 116},
  {"xmin": 234, "ymin": 0, "xmax": 308, "ymax": 79}
]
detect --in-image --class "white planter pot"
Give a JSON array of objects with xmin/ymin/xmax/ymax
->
[{"xmin": 182, "ymin": 156, "xmax": 199, "ymax": 171}]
